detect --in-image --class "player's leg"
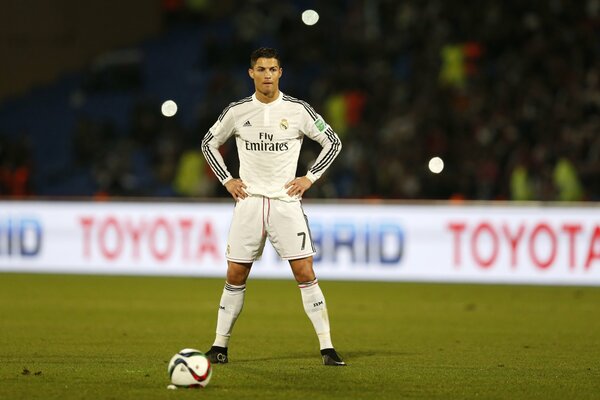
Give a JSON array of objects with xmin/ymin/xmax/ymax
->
[
  {"xmin": 206, "ymin": 261, "xmax": 251, "ymax": 364},
  {"xmin": 215, "ymin": 261, "xmax": 252, "ymax": 344},
  {"xmin": 267, "ymin": 199, "xmax": 345, "ymax": 366},
  {"xmin": 290, "ymin": 257, "xmax": 346, "ymax": 366},
  {"xmin": 206, "ymin": 196, "xmax": 264, "ymax": 364}
]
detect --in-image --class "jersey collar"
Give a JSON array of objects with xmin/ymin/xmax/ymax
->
[{"xmin": 252, "ymin": 91, "xmax": 283, "ymax": 106}]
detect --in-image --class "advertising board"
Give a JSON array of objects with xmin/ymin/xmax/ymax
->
[{"xmin": 1, "ymin": 201, "xmax": 599, "ymax": 285}]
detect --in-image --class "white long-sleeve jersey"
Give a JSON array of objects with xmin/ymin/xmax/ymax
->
[{"xmin": 201, "ymin": 92, "xmax": 342, "ymax": 201}]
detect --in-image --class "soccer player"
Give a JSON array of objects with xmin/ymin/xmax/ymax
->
[{"xmin": 201, "ymin": 47, "xmax": 345, "ymax": 366}]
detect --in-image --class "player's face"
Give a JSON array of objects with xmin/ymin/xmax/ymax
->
[{"xmin": 249, "ymin": 58, "xmax": 282, "ymax": 99}]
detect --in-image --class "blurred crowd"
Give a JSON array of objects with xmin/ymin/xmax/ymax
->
[
  {"xmin": 2, "ymin": 0, "xmax": 599, "ymax": 201},
  {"xmin": 0, "ymin": 135, "xmax": 33, "ymax": 196}
]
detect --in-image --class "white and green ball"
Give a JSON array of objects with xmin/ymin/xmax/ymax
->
[{"xmin": 167, "ymin": 348, "xmax": 212, "ymax": 388}]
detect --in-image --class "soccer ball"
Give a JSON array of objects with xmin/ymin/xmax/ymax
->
[{"xmin": 167, "ymin": 348, "xmax": 212, "ymax": 388}]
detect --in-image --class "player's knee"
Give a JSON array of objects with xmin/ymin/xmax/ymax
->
[
  {"xmin": 290, "ymin": 257, "xmax": 316, "ymax": 283},
  {"xmin": 294, "ymin": 272, "xmax": 315, "ymax": 283},
  {"xmin": 226, "ymin": 272, "xmax": 248, "ymax": 286},
  {"xmin": 226, "ymin": 261, "xmax": 252, "ymax": 285}
]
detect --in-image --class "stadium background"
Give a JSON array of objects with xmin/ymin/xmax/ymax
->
[{"xmin": 1, "ymin": 0, "xmax": 599, "ymax": 201}]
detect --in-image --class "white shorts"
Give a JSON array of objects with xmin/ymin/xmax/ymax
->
[{"xmin": 226, "ymin": 196, "xmax": 316, "ymax": 262}]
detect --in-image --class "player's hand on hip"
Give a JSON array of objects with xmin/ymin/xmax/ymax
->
[
  {"xmin": 225, "ymin": 179, "xmax": 248, "ymax": 201},
  {"xmin": 285, "ymin": 176, "xmax": 312, "ymax": 197}
]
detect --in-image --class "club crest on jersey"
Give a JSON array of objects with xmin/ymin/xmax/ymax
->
[
  {"xmin": 314, "ymin": 118, "xmax": 326, "ymax": 132},
  {"xmin": 279, "ymin": 119, "xmax": 289, "ymax": 130}
]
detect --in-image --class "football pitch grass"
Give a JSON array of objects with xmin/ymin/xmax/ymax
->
[{"xmin": 1, "ymin": 274, "xmax": 599, "ymax": 400}]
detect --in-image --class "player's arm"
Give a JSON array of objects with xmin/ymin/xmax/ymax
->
[
  {"xmin": 302, "ymin": 110, "xmax": 342, "ymax": 184},
  {"xmin": 286, "ymin": 108, "xmax": 342, "ymax": 197},
  {"xmin": 201, "ymin": 107, "xmax": 247, "ymax": 200}
]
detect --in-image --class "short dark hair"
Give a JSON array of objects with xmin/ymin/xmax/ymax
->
[{"xmin": 250, "ymin": 47, "xmax": 281, "ymax": 68}]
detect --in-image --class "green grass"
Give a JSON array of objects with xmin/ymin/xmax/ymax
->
[{"xmin": 1, "ymin": 274, "xmax": 599, "ymax": 400}]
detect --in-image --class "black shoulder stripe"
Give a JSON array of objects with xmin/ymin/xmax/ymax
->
[
  {"xmin": 218, "ymin": 96, "xmax": 252, "ymax": 122},
  {"xmin": 282, "ymin": 95, "xmax": 318, "ymax": 120}
]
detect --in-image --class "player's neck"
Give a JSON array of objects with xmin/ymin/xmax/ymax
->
[{"xmin": 255, "ymin": 88, "xmax": 280, "ymax": 104}]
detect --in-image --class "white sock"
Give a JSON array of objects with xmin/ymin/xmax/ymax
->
[
  {"xmin": 299, "ymin": 279, "xmax": 333, "ymax": 350},
  {"xmin": 213, "ymin": 282, "xmax": 245, "ymax": 348}
]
